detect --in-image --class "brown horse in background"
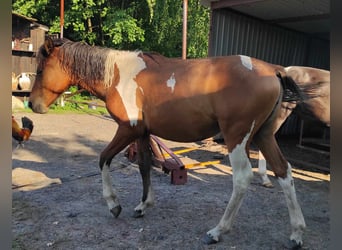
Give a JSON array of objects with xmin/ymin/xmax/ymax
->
[{"xmin": 29, "ymin": 38, "xmax": 311, "ymax": 248}]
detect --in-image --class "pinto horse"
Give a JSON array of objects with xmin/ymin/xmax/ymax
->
[
  {"xmin": 257, "ymin": 66, "xmax": 330, "ymax": 187},
  {"xmin": 29, "ymin": 37, "xmax": 308, "ymax": 248}
]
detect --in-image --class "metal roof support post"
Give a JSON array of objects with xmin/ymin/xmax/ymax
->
[
  {"xmin": 60, "ymin": 0, "xmax": 64, "ymax": 38},
  {"xmin": 182, "ymin": 0, "xmax": 188, "ymax": 60}
]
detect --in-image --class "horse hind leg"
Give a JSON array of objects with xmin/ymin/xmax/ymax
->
[
  {"xmin": 133, "ymin": 134, "xmax": 155, "ymax": 218},
  {"xmin": 258, "ymin": 151, "xmax": 273, "ymax": 187},
  {"xmin": 253, "ymin": 133, "xmax": 306, "ymax": 248},
  {"xmin": 257, "ymin": 101, "xmax": 297, "ymax": 188},
  {"xmin": 204, "ymin": 124, "xmax": 254, "ymax": 244}
]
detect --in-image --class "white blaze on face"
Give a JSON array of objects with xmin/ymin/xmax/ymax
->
[
  {"xmin": 106, "ymin": 50, "xmax": 146, "ymax": 126},
  {"xmin": 239, "ymin": 55, "xmax": 253, "ymax": 71},
  {"xmin": 166, "ymin": 73, "xmax": 176, "ymax": 92}
]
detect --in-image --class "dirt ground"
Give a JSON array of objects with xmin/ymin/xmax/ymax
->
[{"xmin": 12, "ymin": 112, "xmax": 330, "ymax": 250}]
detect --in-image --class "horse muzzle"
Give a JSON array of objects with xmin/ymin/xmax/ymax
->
[{"xmin": 28, "ymin": 101, "xmax": 49, "ymax": 114}]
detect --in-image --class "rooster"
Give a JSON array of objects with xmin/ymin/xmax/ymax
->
[{"xmin": 12, "ymin": 116, "xmax": 34, "ymax": 147}]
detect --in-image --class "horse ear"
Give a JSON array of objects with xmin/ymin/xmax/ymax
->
[{"xmin": 44, "ymin": 37, "xmax": 55, "ymax": 56}]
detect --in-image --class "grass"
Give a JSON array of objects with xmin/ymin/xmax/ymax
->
[
  {"xmin": 12, "ymin": 103, "xmax": 109, "ymax": 115},
  {"xmin": 13, "ymin": 87, "xmax": 109, "ymax": 116}
]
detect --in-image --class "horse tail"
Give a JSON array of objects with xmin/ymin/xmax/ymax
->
[{"xmin": 276, "ymin": 71, "xmax": 307, "ymax": 103}]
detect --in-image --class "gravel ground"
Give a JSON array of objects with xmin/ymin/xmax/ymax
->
[{"xmin": 12, "ymin": 112, "xmax": 330, "ymax": 250}]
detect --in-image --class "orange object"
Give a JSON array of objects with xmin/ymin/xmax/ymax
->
[{"xmin": 12, "ymin": 116, "xmax": 34, "ymax": 144}]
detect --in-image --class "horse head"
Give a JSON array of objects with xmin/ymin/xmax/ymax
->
[{"xmin": 29, "ymin": 37, "xmax": 72, "ymax": 113}]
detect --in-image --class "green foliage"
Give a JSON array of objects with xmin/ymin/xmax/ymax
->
[
  {"xmin": 145, "ymin": 0, "xmax": 183, "ymax": 57},
  {"xmin": 187, "ymin": 0, "xmax": 210, "ymax": 58},
  {"xmin": 12, "ymin": 0, "xmax": 210, "ymax": 57},
  {"xmin": 102, "ymin": 8, "xmax": 145, "ymax": 48}
]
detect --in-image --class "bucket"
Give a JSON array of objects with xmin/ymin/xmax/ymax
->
[{"xmin": 88, "ymin": 102, "xmax": 97, "ymax": 110}]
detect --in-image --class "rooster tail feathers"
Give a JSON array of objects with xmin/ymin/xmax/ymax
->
[{"xmin": 21, "ymin": 116, "xmax": 34, "ymax": 132}]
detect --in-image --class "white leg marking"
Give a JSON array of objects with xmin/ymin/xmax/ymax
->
[
  {"xmin": 258, "ymin": 151, "xmax": 273, "ymax": 187},
  {"xmin": 102, "ymin": 164, "xmax": 120, "ymax": 211},
  {"xmin": 277, "ymin": 163, "xmax": 306, "ymax": 246},
  {"xmin": 134, "ymin": 185, "xmax": 155, "ymax": 215},
  {"xmin": 239, "ymin": 55, "xmax": 253, "ymax": 71},
  {"xmin": 106, "ymin": 50, "xmax": 146, "ymax": 126},
  {"xmin": 207, "ymin": 122, "xmax": 255, "ymax": 242},
  {"xmin": 166, "ymin": 72, "xmax": 176, "ymax": 92}
]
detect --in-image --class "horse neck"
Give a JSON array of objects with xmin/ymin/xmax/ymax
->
[{"xmin": 76, "ymin": 81, "xmax": 107, "ymax": 102}]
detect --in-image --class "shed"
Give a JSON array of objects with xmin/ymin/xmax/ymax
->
[
  {"xmin": 201, "ymin": 0, "xmax": 330, "ymax": 150},
  {"xmin": 12, "ymin": 12, "xmax": 48, "ymax": 94},
  {"xmin": 201, "ymin": 0, "xmax": 329, "ymax": 69}
]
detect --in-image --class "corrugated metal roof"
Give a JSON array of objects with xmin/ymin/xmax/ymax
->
[
  {"xmin": 209, "ymin": 8, "xmax": 329, "ymax": 69},
  {"xmin": 231, "ymin": 0, "xmax": 329, "ymax": 21},
  {"xmin": 231, "ymin": 0, "xmax": 329, "ymax": 37},
  {"xmin": 202, "ymin": 0, "xmax": 330, "ymax": 40}
]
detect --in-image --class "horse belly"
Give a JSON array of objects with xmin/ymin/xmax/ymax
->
[{"xmin": 146, "ymin": 106, "xmax": 219, "ymax": 142}]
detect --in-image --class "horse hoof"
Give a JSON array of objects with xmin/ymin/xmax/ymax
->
[
  {"xmin": 132, "ymin": 209, "xmax": 144, "ymax": 218},
  {"xmin": 110, "ymin": 205, "xmax": 122, "ymax": 218},
  {"xmin": 202, "ymin": 234, "xmax": 218, "ymax": 245},
  {"xmin": 288, "ymin": 239, "xmax": 302, "ymax": 250}
]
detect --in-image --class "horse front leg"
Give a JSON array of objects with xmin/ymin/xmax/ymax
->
[
  {"xmin": 99, "ymin": 130, "xmax": 136, "ymax": 218},
  {"xmin": 204, "ymin": 131, "xmax": 254, "ymax": 244},
  {"xmin": 101, "ymin": 160, "xmax": 122, "ymax": 218},
  {"xmin": 133, "ymin": 134, "xmax": 155, "ymax": 218}
]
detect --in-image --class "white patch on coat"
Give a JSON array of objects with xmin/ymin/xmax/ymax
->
[
  {"xmin": 239, "ymin": 55, "xmax": 253, "ymax": 71},
  {"xmin": 105, "ymin": 50, "xmax": 146, "ymax": 126},
  {"xmin": 229, "ymin": 121, "xmax": 255, "ymax": 169},
  {"xmin": 166, "ymin": 73, "xmax": 176, "ymax": 92}
]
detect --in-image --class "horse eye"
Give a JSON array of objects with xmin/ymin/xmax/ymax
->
[{"xmin": 36, "ymin": 70, "xmax": 43, "ymax": 75}]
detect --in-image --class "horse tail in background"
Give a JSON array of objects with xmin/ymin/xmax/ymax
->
[{"xmin": 296, "ymin": 81, "xmax": 328, "ymax": 99}]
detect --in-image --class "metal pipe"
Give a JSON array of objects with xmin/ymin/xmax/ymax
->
[
  {"xmin": 182, "ymin": 0, "xmax": 188, "ymax": 60},
  {"xmin": 60, "ymin": 0, "xmax": 64, "ymax": 38}
]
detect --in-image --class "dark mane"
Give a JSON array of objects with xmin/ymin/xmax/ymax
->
[
  {"xmin": 37, "ymin": 38, "xmax": 112, "ymax": 86},
  {"xmin": 59, "ymin": 40, "xmax": 111, "ymax": 85}
]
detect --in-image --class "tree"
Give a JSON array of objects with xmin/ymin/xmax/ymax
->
[
  {"xmin": 187, "ymin": 0, "xmax": 210, "ymax": 58},
  {"xmin": 12, "ymin": 0, "xmax": 210, "ymax": 58}
]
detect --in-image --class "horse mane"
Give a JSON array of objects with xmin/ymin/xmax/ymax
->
[{"xmin": 38, "ymin": 38, "xmax": 141, "ymax": 88}]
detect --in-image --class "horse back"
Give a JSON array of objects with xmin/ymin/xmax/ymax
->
[{"xmin": 133, "ymin": 54, "xmax": 282, "ymax": 142}]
